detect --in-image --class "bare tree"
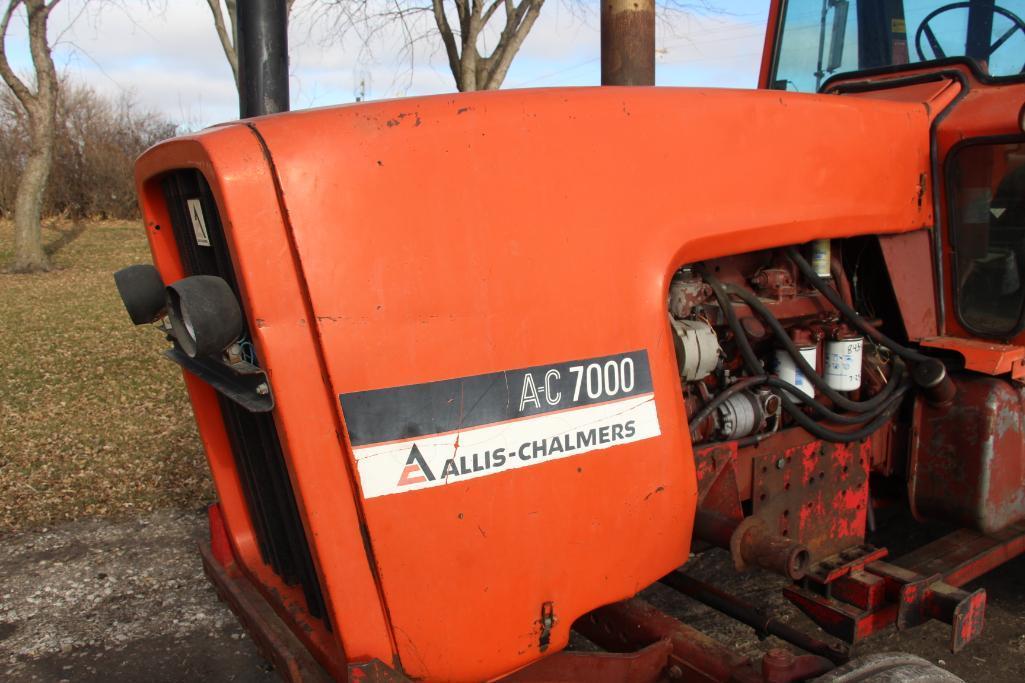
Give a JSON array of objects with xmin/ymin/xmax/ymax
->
[
  {"xmin": 320, "ymin": 0, "xmax": 544, "ymax": 92},
  {"xmin": 205, "ymin": 0, "xmax": 298, "ymax": 91},
  {"xmin": 0, "ymin": 0, "xmax": 61, "ymax": 272},
  {"xmin": 432, "ymin": 0, "xmax": 544, "ymax": 91},
  {"xmin": 0, "ymin": 78, "xmax": 177, "ymax": 221}
]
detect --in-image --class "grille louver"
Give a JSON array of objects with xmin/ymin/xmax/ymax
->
[{"xmin": 162, "ymin": 170, "xmax": 330, "ymax": 625}]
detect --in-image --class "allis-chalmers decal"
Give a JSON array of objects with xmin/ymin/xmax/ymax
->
[{"xmin": 339, "ymin": 350, "xmax": 661, "ymax": 498}]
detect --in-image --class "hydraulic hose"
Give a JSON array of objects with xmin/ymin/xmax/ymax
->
[
  {"xmin": 785, "ymin": 246, "xmax": 931, "ymax": 364},
  {"xmin": 777, "ymin": 387, "xmax": 903, "ymax": 443},
  {"xmin": 765, "ymin": 376, "xmax": 908, "ymax": 424},
  {"xmin": 702, "ymin": 267, "xmax": 905, "ymax": 420},
  {"xmin": 725, "ymin": 283, "xmax": 904, "ymax": 413},
  {"xmin": 699, "ymin": 267, "xmax": 908, "ymax": 443},
  {"xmin": 690, "ymin": 373, "xmax": 908, "ymax": 437},
  {"xmin": 700, "ymin": 267, "xmax": 763, "ymax": 373}
]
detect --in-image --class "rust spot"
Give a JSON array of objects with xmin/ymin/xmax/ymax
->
[
  {"xmin": 386, "ymin": 112, "xmax": 422, "ymax": 128},
  {"xmin": 644, "ymin": 485, "xmax": 665, "ymax": 501}
]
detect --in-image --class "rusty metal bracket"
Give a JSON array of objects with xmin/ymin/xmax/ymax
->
[
  {"xmin": 502, "ymin": 638, "xmax": 673, "ymax": 683},
  {"xmin": 919, "ymin": 336, "xmax": 1025, "ymax": 379},
  {"xmin": 575, "ymin": 597, "xmax": 833, "ymax": 683},
  {"xmin": 659, "ymin": 571, "xmax": 849, "ymax": 664},
  {"xmin": 867, "ymin": 561, "xmax": 986, "ymax": 653},
  {"xmin": 783, "ymin": 523, "xmax": 1025, "ymax": 653},
  {"xmin": 348, "ymin": 660, "xmax": 411, "ymax": 682},
  {"xmin": 199, "ymin": 542, "xmax": 334, "ymax": 683}
]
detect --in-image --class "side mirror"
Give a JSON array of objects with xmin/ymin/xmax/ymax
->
[
  {"xmin": 114, "ymin": 264, "xmax": 166, "ymax": 325},
  {"xmin": 827, "ymin": 0, "xmax": 850, "ymax": 73}
]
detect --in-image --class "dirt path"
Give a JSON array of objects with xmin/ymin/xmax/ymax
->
[{"xmin": 2, "ymin": 509, "xmax": 1024, "ymax": 682}]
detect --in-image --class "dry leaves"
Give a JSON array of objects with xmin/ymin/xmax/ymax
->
[{"xmin": 0, "ymin": 220, "xmax": 213, "ymax": 535}]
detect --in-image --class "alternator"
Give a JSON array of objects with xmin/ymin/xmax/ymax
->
[{"xmin": 670, "ymin": 318, "xmax": 720, "ymax": 382}]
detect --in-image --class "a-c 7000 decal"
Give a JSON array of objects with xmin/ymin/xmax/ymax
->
[{"xmin": 339, "ymin": 350, "xmax": 661, "ymax": 499}]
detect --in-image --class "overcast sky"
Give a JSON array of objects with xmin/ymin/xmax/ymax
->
[{"xmin": 3, "ymin": 0, "xmax": 768, "ymax": 128}]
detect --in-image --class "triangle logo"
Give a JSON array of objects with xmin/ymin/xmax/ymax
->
[{"xmin": 396, "ymin": 443, "xmax": 435, "ymax": 487}]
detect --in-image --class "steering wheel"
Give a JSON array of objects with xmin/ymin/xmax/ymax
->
[{"xmin": 914, "ymin": 1, "xmax": 1025, "ymax": 73}]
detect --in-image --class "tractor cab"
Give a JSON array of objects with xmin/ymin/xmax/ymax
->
[{"xmin": 766, "ymin": 0, "xmax": 1025, "ymax": 344}]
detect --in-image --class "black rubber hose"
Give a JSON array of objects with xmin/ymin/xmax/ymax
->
[
  {"xmin": 700, "ymin": 268, "xmax": 764, "ymax": 373},
  {"xmin": 700, "ymin": 267, "xmax": 907, "ymax": 442},
  {"xmin": 785, "ymin": 246, "xmax": 931, "ymax": 364},
  {"xmin": 702, "ymin": 268, "xmax": 902, "ymax": 421},
  {"xmin": 725, "ymin": 283, "xmax": 903, "ymax": 413},
  {"xmin": 777, "ymin": 389, "xmax": 903, "ymax": 443},
  {"xmin": 688, "ymin": 375, "xmax": 767, "ymax": 435},
  {"xmin": 765, "ymin": 377, "xmax": 908, "ymax": 424},
  {"xmin": 692, "ymin": 374, "xmax": 908, "ymax": 436}
]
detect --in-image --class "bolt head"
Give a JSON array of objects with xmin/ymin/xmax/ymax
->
[{"xmin": 776, "ymin": 457, "xmax": 786, "ymax": 470}]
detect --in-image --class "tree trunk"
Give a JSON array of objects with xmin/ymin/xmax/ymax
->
[
  {"xmin": 2, "ymin": 0, "xmax": 60, "ymax": 272},
  {"xmin": 10, "ymin": 115, "xmax": 53, "ymax": 272}
]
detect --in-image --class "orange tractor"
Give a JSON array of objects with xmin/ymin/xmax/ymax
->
[{"xmin": 115, "ymin": 0, "xmax": 1025, "ymax": 680}]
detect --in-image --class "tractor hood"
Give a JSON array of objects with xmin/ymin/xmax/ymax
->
[{"xmin": 136, "ymin": 85, "xmax": 939, "ymax": 680}]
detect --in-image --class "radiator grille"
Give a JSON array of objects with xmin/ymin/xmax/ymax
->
[{"xmin": 162, "ymin": 169, "xmax": 329, "ymax": 624}]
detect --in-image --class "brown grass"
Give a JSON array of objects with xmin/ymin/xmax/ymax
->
[{"xmin": 0, "ymin": 220, "xmax": 212, "ymax": 535}]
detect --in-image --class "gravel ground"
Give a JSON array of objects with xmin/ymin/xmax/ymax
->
[
  {"xmin": 0, "ymin": 510, "xmax": 272, "ymax": 683},
  {"xmin": 2, "ymin": 508, "xmax": 1023, "ymax": 682}
]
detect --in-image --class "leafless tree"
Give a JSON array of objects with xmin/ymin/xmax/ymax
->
[
  {"xmin": 431, "ymin": 0, "xmax": 544, "ymax": 91},
  {"xmin": 0, "ymin": 78, "xmax": 177, "ymax": 222},
  {"xmin": 318, "ymin": 0, "xmax": 717, "ymax": 94},
  {"xmin": 0, "ymin": 0, "xmax": 61, "ymax": 272},
  {"xmin": 319, "ymin": 0, "xmax": 544, "ymax": 92},
  {"xmin": 205, "ymin": 0, "xmax": 298, "ymax": 91}
]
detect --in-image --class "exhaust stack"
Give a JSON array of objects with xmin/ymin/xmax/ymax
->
[
  {"xmin": 601, "ymin": 0, "xmax": 656, "ymax": 86},
  {"xmin": 237, "ymin": 0, "xmax": 289, "ymax": 117}
]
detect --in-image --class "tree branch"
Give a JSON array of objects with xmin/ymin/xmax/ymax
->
[
  {"xmin": 27, "ymin": 0, "xmax": 60, "ymax": 113},
  {"xmin": 483, "ymin": 0, "xmax": 542, "ymax": 89},
  {"xmin": 206, "ymin": 0, "xmax": 238, "ymax": 88},
  {"xmin": 0, "ymin": 0, "xmax": 35, "ymax": 106},
  {"xmin": 431, "ymin": 0, "xmax": 460, "ymax": 84},
  {"xmin": 480, "ymin": 0, "xmax": 501, "ymax": 26},
  {"xmin": 454, "ymin": 0, "xmax": 469, "ymax": 38}
]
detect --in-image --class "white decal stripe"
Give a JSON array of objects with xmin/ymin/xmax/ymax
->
[{"xmin": 354, "ymin": 392, "xmax": 660, "ymax": 499}]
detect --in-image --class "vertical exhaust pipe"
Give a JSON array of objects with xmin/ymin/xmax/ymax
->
[
  {"xmin": 237, "ymin": 0, "xmax": 289, "ymax": 117},
  {"xmin": 601, "ymin": 0, "xmax": 656, "ymax": 85}
]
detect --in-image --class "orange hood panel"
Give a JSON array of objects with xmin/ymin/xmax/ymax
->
[{"xmin": 139, "ymin": 85, "xmax": 934, "ymax": 681}]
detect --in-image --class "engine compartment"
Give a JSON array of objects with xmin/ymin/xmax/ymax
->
[
  {"xmin": 668, "ymin": 238, "xmax": 961, "ymax": 579},
  {"xmin": 672, "ymin": 239, "xmax": 915, "ymax": 447}
]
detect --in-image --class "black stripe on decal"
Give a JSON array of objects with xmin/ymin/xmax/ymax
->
[{"xmin": 339, "ymin": 350, "xmax": 653, "ymax": 447}]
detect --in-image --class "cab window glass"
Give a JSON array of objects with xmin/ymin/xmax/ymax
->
[
  {"xmin": 771, "ymin": 0, "xmax": 1025, "ymax": 93},
  {"xmin": 952, "ymin": 142, "xmax": 1025, "ymax": 336}
]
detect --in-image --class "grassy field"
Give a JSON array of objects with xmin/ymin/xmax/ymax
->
[{"xmin": 0, "ymin": 220, "xmax": 212, "ymax": 534}]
